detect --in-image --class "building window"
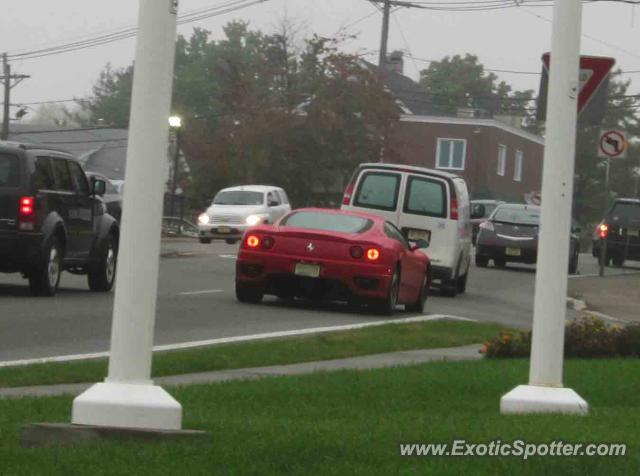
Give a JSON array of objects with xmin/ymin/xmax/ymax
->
[
  {"xmin": 497, "ymin": 144, "xmax": 507, "ymax": 176},
  {"xmin": 436, "ymin": 138, "xmax": 466, "ymax": 171},
  {"xmin": 514, "ymin": 150, "xmax": 523, "ymax": 182}
]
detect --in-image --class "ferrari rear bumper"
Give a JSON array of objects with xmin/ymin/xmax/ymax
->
[{"xmin": 236, "ymin": 250, "xmax": 394, "ymax": 300}]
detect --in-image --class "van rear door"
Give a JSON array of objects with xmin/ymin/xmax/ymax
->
[
  {"xmin": 397, "ymin": 173, "xmax": 453, "ymax": 268},
  {"xmin": 0, "ymin": 153, "xmax": 21, "ymax": 231},
  {"xmin": 346, "ymin": 169, "xmax": 403, "ymax": 223}
]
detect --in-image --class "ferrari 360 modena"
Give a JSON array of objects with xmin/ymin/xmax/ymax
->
[{"xmin": 235, "ymin": 208, "xmax": 431, "ymax": 314}]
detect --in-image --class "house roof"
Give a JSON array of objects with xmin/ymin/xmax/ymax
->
[
  {"xmin": 9, "ymin": 124, "xmax": 129, "ymax": 179},
  {"xmin": 400, "ymin": 114, "xmax": 545, "ymax": 146},
  {"xmin": 361, "ymin": 60, "xmax": 435, "ymax": 116}
]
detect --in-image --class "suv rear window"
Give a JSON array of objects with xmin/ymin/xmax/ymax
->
[
  {"xmin": 403, "ymin": 176, "xmax": 446, "ymax": 218},
  {"xmin": 282, "ymin": 211, "xmax": 373, "ymax": 234},
  {"xmin": 354, "ymin": 171, "xmax": 400, "ymax": 211},
  {"xmin": 610, "ymin": 202, "xmax": 640, "ymax": 223},
  {"xmin": 0, "ymin": 154, "xmax": 20, "ymax": 187}
]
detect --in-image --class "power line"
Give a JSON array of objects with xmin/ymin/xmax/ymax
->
[{"xmin": 6, "ymin": 0, "xmax": 269, "ymax": 62}]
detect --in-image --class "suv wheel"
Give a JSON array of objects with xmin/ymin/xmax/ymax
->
[
  {"xmin": 225, "ymin": 239, "xmax": 238, "ymax": 245},
  {"xmin": 29, "ymin": 238, "xmax": 62, "ymax": 297},
  {"xmin": 88, "ymin": 234, "xmax": 117, "ymax": 292},
  {"xmin": 199, "ymin": 237, "xmax": 212, "ymax": 244},
  {"xmin": 475, "ymin": 255, "xmax": 489, "ymax": 267},
  {"xmin": 612, "ymin": 255, "xmax": 625, "ymax": 268}
]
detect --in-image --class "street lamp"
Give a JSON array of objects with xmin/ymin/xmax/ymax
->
[{"xmin": 168, "ymin": 116, "xmax": 182, "ymax": 219}]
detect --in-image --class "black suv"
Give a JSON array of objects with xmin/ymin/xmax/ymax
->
[
  {"xmin": 0, "ymin": 142, "xmax": 119, "ymax": 296},
  {"xmin": 592, "ymin": 198, "xmax": 640, "ymax": 267}
]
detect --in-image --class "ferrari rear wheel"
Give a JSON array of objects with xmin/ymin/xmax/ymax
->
[
  {"xmin": 236, "ymin": 283, "xmax": 264, "ymax": 303},
  {"xmin": 375, "ymin": 270, "xmax": 400, "ymax": 315},
  {"xmin": 406, "ymin": 273, "xmax": 428, "ymax": 313}
]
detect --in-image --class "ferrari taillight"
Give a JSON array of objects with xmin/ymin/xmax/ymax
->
[
  {"xmin": 350, "ymin": 246, "xmax": 364, "ymax": 259},
  {"xmin": 246, "ymin": 235, "xmax": 260, "ymax": 248},
  {"xmin": 366, "ymin": 248, "xmax": 380, "ymax": 261}
]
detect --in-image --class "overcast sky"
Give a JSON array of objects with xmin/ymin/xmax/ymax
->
[{"xmin": 2, "ymin": 0, "xmax": 639, "ymax": 113}]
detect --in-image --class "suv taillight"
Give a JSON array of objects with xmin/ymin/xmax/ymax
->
[
  {"xmin": 450, "ymin": 198, "xmax": 459, "ymax": 220},
  {"xmin": 18, "ymin": 196, "xmax": 36, "ymax": 231},
  {"xmin": 598, "ymin": 223, "xmax": 609, "ymax": 239},
  {"xmin": 342, "ymin": 183, "xmax": 355, "ymax": 206}
]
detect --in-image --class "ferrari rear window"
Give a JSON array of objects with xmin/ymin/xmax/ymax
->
[{"xmin": 282, "ymin": 211, "xmax": 373, "ymax": 234}]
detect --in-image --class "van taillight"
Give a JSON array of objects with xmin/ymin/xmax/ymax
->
[
  {"xmin": 342, "ymin": 183, "xmax": 355, "ymax": 205},
  {"xmin": 18, "ymin": 196, "xmax": 36, "ymax": 231},
  {"xmin": 450, "ymin": 198, "xmax": 459, "ymax": 220}
]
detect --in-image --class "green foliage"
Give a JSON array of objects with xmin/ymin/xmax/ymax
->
[
  {"xmin": 81, "ymin": 23, "xmax": 398, "ymax": 207},
  {"xmin": 419, "ymin": 53, "xmax": 534, "ymax": 118},
  {"xmin": 77, "ymin": 63, "xmax": 133, "ymax": 128}
]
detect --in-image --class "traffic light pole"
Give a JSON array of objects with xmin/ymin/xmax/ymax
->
[
  {"xmin": 501, "ymin": 0, "xmax": 588, "ymax": 415},
  {"xmin": 72, "ymin": 0, "xmax": 182, "ymax": 430}
]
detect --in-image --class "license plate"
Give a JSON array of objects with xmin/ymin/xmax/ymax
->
[
  {"xmin": 295, "ymin": 262, "xmax": 320, "ymax": 278},
  {"xmin": 407, "ymin": 229, "xmax": 431, "ymax": 242},
  {"xmin": 627, "ymin": 229, "xmax": 639, "ymax": 237},
  {"xmin": 218, "ymin": 226, "xmax": 231, "ymax": 234},
  {"xmin": 506, "ymin": 247, "xmax": 521, "ymax": 257}
]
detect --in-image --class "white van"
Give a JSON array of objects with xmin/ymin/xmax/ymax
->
[{"xmin": 341, "ymin": 163, "xmax": 475, "ymax": 296}]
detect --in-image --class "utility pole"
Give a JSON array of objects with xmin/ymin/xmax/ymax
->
[
  {"xmin": 501, "ymin": 0, "xmax": 588, "ymax": 415},
  {"xmin": 1, "ymin": 53, "xmax": 30, "ymax": 141},
  {"xmin": 378, "ymin": 0, "xmax": 391, "ymax": 68}
]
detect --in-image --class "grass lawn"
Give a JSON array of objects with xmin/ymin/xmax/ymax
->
[
  {"xmin": 1, "ymin": 359, "xmax": 639, "ymax": 475},
  {"xmin": 0, "ymin": 320, "xmax": 502, "ymax": 388}
]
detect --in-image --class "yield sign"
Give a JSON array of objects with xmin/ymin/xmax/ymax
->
[{"xmin": 542, "ymin": 53, "xmax": 615, "ymax": 114}]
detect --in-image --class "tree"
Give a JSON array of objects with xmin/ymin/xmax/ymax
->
[
  {"xmin": 419, "ymin": 54, "xmax": 534, "ymax": 119},
  {"xmin": 77, "ymin": 63, "xmax": 133, "ymax": 127}
]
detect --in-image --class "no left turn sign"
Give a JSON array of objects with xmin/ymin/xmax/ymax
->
[{"xmin": 598, "ymin": 130, "xmax": 628, "ymax": 159}]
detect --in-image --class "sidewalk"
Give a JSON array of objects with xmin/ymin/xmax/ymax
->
[
  {"xmin": 0, "ymin": 344, "xmax": 482, "ymax": 399},
  {"xmin": 568, "ymin": 273, "xmax": 640, "ymax": 323}
]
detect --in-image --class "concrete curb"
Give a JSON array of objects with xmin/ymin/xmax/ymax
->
[{"xmin": 0, "ymin": 344, "xmax": 483, "ymax": 399}]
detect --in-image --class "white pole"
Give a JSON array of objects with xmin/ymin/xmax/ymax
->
[
  {"xmin": 72, "ymin": 0, "xmax": 182, "ymax": 430},
  {"xmin": 501, "ymin": 0, "xmax": 588, "ymax": 415}
]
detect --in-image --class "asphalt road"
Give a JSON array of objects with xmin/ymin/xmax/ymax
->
[{"xmin": 0, "ymin": 239, "xmax": 635, "ymax": 362}]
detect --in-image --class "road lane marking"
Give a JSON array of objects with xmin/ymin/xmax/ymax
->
[
  {"xmin": 0, "ymin": 314, "xmax": 476, "ymax": 368},
  {"xmin": 177, "ymin": 289, "xmax": 224, "ymax": 296},
  {"xmin": 219, "ymin": 254, "xmax": 237, "ymax": 259}
]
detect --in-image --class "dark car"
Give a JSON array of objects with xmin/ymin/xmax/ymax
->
[
  {"xmin": 86, "ymin": 171, "xmax": 122, "ymax": 223},
  {"xmin": 470, "ymin": 200, "xmax": 503, "ymax": 245},
  {"xmin": 592, "ymin": 198, "xmax": 640, "ymax": 267},
  {"xmin": 475, "ymin": 204, "xmax": 580, "ymax": 274},
  {"xmin": 0, "ymin": 142, "xmax": 119, "ymax": 296}
]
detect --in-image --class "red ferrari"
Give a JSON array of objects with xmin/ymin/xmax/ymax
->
[{"xmin": 235, "ymin": 208, "xmax": 431, "ymax": 314}]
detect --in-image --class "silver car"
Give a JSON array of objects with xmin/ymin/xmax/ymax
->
[{"xmin": 197, "ymin": 185, "xmax": 291, "ymax": 244}]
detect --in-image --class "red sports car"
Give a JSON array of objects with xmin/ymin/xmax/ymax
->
[{"xmin": 235, "ymin": 208, "xmax": 431, "ymax": 314}]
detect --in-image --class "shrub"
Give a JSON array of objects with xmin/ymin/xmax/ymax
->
[{"xmin": 482, "ymin": 316, "xmax": 640, "ymax": 359}]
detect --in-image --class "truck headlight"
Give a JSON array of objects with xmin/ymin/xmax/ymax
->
[{"xmin": 198, "ymin": 213, "xmax": 210, "ymax": 225}]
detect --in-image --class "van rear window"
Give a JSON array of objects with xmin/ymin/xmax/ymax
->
[
  {"xmin": 353, "ymin": 172, "xmax": 400, "ymax": 211},
  {"xmin": 0, "ymin": 154, "xmax": 20, "ymax": 187},
  {"xmin": 403, "ymin": 176, "xmax": 446, "ymax": 218}
]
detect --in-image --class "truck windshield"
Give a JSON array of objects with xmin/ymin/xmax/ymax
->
[{"xmin": 0, "ymin": 154, "xmax": 19, "ymax": 187}]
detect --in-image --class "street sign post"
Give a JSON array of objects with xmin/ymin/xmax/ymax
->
[{"xmin": 501, "ymin": 0, "xmax": 589, "ymax": 415}]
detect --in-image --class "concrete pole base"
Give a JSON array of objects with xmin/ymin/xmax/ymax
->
[
  {"xmin": 500, "ymin": 384, "xmax": 589, "ymax": 415},
  {"xmin": 72, "ymin": 382, "xmax": 182, "ymax": 430}
]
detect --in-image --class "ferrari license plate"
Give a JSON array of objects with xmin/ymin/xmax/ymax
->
[
  {"xmin": 217, "ymin": 226, "xmax": 231, "ymax": 234},
  {"xmin": 295, "ymin": 262, "xmax": 320, "ymax": 278},
  {"xmin": 505, "ymin": 247, "xmax": 521, "ymax": 257},
  {"xmin": 407, "ymin": 229, "xmax": 431, "ymax": 242},
  {"xmin": 627, "ymin": 229, "xmax": 639, "ymax": 237}
]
